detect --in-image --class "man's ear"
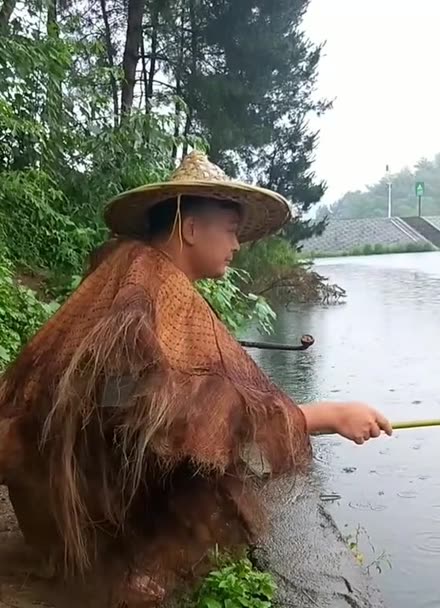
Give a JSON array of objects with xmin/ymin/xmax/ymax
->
[{"xmin": 181, "ymin": 216, "xmax": 197, "ymax": 245}]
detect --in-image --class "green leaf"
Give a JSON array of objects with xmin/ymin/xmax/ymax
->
[{"xmin": 203, "ymin": 599, "xmax": 222, "ymax": 608}]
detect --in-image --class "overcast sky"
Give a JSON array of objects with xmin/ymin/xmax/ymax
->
[{"xmin": 303, "ymin": 0, "xmax": 440, "ymax": 203}]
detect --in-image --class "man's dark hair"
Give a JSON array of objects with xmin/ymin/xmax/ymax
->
[{"xmin": 147, "ymin": 196, "xmax": 241, "ymax": 239}]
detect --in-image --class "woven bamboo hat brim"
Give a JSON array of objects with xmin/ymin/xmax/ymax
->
[{"xmin": 104, "ymin": 151, "xmax": 293, "ymax": 243}]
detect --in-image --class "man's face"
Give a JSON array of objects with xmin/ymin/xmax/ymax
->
[{"xmin": 182, "ymin": 206, "xmax": 241, "ymax": 279}]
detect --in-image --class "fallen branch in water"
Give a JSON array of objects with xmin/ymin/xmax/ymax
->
[
  {"xmin": 239, "ymin": 335, "xmax": 314, "ymax": 351},
  {"xmin": 249, "ymin": 263, "xmax": 346, "ymax": 306}
]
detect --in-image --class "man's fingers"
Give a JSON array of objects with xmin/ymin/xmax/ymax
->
[
  {"xmin": 369, "ymin": 422, "xmax": 381, "ymax": 438},
  {"xmin": 376, "ymin": 412, "xmax": 393, "ymax": 436}
]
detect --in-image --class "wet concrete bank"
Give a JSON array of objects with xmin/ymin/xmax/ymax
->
[{"xmin": 253, "ymin": 472, "xmax": 386, "ymax": 608}]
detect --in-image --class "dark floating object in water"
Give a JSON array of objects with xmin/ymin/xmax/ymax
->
[
  {"xmin": 239, "ymin": 334, "xmax": 315, "ymax": 352},
  {"xmin": 320, "ymin": 493, "xmax": 342, "ymax": 502}
]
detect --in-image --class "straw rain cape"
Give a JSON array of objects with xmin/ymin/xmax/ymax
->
[{"xmin": 0, "ymin": 240, "xmax": 311, "ymax": 600}]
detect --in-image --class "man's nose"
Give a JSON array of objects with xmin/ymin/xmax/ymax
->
[{"xmin": 233, "ymin": 235, "xmax": 240, "ymax": 252}]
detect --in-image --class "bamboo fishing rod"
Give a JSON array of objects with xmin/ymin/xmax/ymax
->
[
  {"xmin": 321, "ymin": 419, "xmax": 440, "ymax": 435},
  {"xmin": 392, "ymin": 419, "xmax": 440, "ymax": 431},
  {"xmin": 319, "ymin": 419, "xmax": 440, "ymax": 437}
]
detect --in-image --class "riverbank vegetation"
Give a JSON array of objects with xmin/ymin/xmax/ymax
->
[
  {"xmin": 304, "ymin": 241, "xmax": 435, "ymax": 260},
  {"xmin": 183, "ymin": 553, "xmax": 276, "ymax": 608},
  {"xmin": 344, "ymin": 525, "xmax": 392, "ymax": 577}
]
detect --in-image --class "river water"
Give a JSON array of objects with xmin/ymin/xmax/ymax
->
[{"xmin": 246, "ymin": 252, "xmax": 440, "ymax": 608}]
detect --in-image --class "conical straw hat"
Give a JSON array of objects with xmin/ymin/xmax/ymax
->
[{"xmin": 104, "ymin": 151, "xmax": 293, "ymax": 243}]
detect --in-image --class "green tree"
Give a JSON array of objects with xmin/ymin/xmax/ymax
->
[{"xmin": 153, "ymin": 0, "xmax": 331, "ymax": 239}]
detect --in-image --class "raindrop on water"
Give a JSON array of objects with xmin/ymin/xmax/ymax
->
[{"xmin": 397, "ymin": 491, "xmax": 418, "ymax": 499}]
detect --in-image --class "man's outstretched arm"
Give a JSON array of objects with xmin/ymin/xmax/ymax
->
[{"xmin": 300, "ymin": 401, "xmax": 393, "ymax": 445}]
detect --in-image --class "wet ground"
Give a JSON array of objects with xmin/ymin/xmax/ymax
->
[
  {"xmin": 0, "ymin": 486, "xmax": 54, "ymax": 607},
  {"xmin": 0, "ymin": 487, "xmax": 126, "ymax": 607},
  {"xmin": 255, "ymin": 472, "xmax": 384, "ymax": 608},
  {"xmin": 0, "ymin": 479, "xmax": 383, "ymax": 608}
]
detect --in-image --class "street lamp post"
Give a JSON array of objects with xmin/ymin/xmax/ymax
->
[{"xmin": 386, "ymin": 164, "xmax": 392, "ymax": 218}]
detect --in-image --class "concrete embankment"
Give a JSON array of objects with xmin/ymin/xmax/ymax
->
[
  {"xmin": 254, "ymin": 471, "xmax": 385, "ymax": 608},
  {"xmin": 301, "ymin": 216, "xmax": 440, "ymax": 256}
]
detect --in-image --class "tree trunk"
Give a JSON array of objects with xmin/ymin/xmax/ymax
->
[
  {"xmin": 182, "ymin": 112, "xmax": 192, "ymax": 156},
  {"xmin": 47, "ymin": 0, "xmax": 57, "ymax": 32},
  {"xmin": 182, "ymin": 0, "xmax": 198, "ymax": 153},
  {"xmin": 146, "ymin": 2, "xmax": 159, "ymax": 101},
  {"xmin": 171, "ymin": 80, "xmax": 181, "ymax": 161},
  {"xmin": 99, "ymin": 0, "xmax": 119, "ymax": 126},
  {"xmin": 121, "ymin": 0, "xmax": 146, "ymax": 116},
  {"xmin": 43, "ymin": 0, "xmax": 63, "ymax": 172},
  {"xmin": 0, "ymin": 0, "xmax": 16, "ymax": 33},
  {"xmin": 171, "ymin": 2, "xmax": 186, "ymax": 161},
  {"xmin": 189, "ymin": 0, "xmax": 197, "ymax": 74},
  {"xmin": 140, "ymin": 34, "xmax": 149, "ymax": 113}
]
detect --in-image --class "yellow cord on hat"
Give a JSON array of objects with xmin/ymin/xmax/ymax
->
[{"xmin": 167, "ymin": 194, "xmax": 183, "ymax": 249}]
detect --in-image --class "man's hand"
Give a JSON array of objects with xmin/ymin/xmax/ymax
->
[{"xmin": 300, "ymin": 401, "xmax": 393, "ymax": 444}]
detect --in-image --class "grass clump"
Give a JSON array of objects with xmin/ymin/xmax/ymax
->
[
  {"xmin": 184, "ymin": 553, "xmax": 276, "ymax": 608},
  {"xmin": 306, "ymin": 241, "xmax": 435, "ymax": 259}
]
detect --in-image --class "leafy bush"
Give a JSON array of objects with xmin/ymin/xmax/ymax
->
[
  {"xmin": 185, "ymin": 556, "xmax": 276, "ymax": 608},
  {"xmin": 0, "ymin": 31, "xmax": 179, "ymax": 278},
  {"xmin": 0, "ymin": 169, "xmax": 99, "ymax": 275},
  {"xmin": 235, "ymin": 236, "xmax": 298, "ymax": 281},
  {"xmin": 0, "ymin": 250, "xmax": 58, "ymax": 369},
  {"xmin": 198, "ymin": 268, "xmax": 276, "ymax": 336}
]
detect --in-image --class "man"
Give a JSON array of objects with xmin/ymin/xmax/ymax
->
[{"xmin": 0, "ymin": 151, "xmax": 391, "ymax": 606}]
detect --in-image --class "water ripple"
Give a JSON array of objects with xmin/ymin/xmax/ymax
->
[
  {"xmin": 397, "ymin": 491, "xmax": 418, "ymax": 499},
  {"xmin": 374, "ymin": 464, "xmax": 409, "ymax": 477},
  {"xmin": 348, "ymin": 501, "xmax": 387, "ymax": 512},
  {"xmin": 416, "ymin": 533, "xmax": 440, "ymax": 555}
]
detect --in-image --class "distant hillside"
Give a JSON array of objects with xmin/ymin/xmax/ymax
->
[{"xmin": 318, "ymin": 154, "xmax": 440, "ymax": 220}]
